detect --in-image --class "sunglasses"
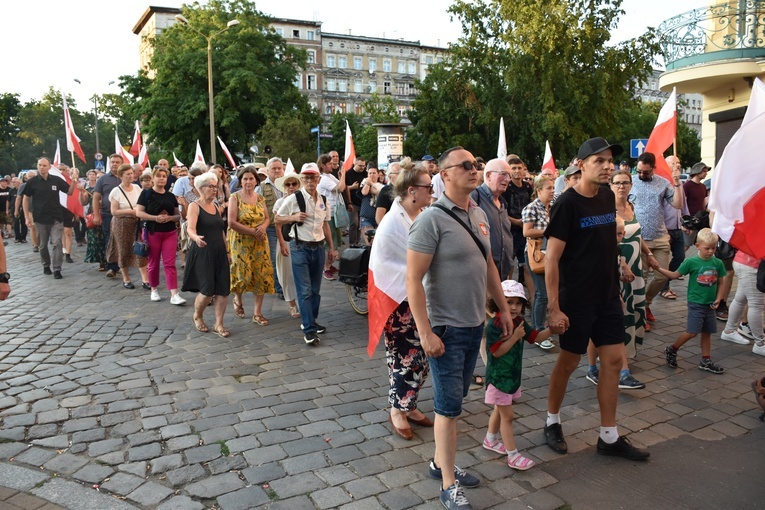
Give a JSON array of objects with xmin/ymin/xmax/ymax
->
[
  {"xmin": 442, "ymin": 160, "xmax": 480, "ymax": 171},
  {"xmin": 284, "ymin": 181, "xmax": 299, "ymax": 187},
  {"xmin": 411, "ymin": 183, "xmax": 434, "ymax": 192}
]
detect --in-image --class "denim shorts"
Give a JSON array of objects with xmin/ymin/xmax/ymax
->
[
  {"xmin": 428, "ymin": 324, "xmax": 483, "ymax": 418},
  {"xmin": 687, "ymin": 302, "xmax": 717, "ymax": 334}
]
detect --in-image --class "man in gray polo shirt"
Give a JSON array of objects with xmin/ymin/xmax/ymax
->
[{"xmin": 407, "ymin": 146, "xmax": 513, "ymax": 510}]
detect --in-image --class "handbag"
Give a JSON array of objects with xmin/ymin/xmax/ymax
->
[
  {"xmin": 332, "ymin": 196, "xmax": 350, "ymax": 229},
  {"xmin": 132, "ymin": 222, "xmax": 149, "ymax": 257},
  {"xmin": 715, "ymin": 239, "xmax": 736, "ymax": 260},
  {"xmin": 85, "ymin": 213, "xmax": 96, "ymax": 229},
  {"xmin": 526, "ymin": 237, "xmax": 545, "ymax": 274}
]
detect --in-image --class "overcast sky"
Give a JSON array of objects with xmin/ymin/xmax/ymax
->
[{"xmin": 2, "ymin": 0, "xmax": 703, "ymax": 108}]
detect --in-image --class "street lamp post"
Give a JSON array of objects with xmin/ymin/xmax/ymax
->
[
  {"xmin": 73, "ymin": 79, "xmax": 115, "ymax": 155},
  {"xmin": 175, "ymin": 14, "xmax": 240, "ymax": 164}
]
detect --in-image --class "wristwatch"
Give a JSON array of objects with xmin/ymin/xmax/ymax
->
[{"xmin": 0, "ymin": 273, "xmax": 9, "ymax": 284}]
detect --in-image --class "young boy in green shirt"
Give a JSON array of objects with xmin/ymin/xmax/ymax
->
[{"xmin": 656, "ymin": 228, "xmax": 727, "ymax": 374}]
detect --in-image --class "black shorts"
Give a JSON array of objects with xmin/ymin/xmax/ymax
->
[
  {"xmin": 63, "ymin": 209, "xmax": 75, "ymax": 228},
  {"xmin": 559, "ymin": 298, "xmax": 624, "ymax": 355}
]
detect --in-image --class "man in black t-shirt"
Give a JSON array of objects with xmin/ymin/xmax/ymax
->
[
  {"xmin": 22, "ymin": 157, "xmax": 78, "ymax": 279},
  {"xmin": 0, "ymin": 179, "xmax": 11, "ymax": 238},
  {"xmin": 543, "ymin": 137, "xmax": 649, "ymax": 461},
  {"xmin": 344, "ymin": 157, "xmax": 366, "ymax": 245},
  {"xmin": 502, "ymin": 156, "xmax": 533, "ymax": 284}
]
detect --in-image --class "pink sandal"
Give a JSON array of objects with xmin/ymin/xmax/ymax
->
[{"xmin": 507, "ymin": 452, "xmax": 535, "ymax": 471}]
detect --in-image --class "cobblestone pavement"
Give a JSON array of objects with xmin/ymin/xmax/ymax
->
[{"xmin": 1, "ymin": 240, "xmax": 763, "ymax": 509}]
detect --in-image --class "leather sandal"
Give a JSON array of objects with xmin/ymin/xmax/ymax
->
[
  {"xmin": 193, "ymin": 316, "xmax": 209, "ymax": 333},
  {"xmin": 252, "ymin": 314, "xmax": 269, "ymax": 326},
  {"xmin": 233, "ymin": 296, "xmax": 245, "ymax": 318}
]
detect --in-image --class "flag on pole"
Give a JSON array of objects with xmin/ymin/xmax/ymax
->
[
  {"xmin": 49, "ymin": 160, "xmax": 84, "ymax": 218},
  {"xmin": 115, "ymin": 131, "xmax": 134, "ymax": 165},
  {"xmin": 342, "ymin": 120, "xmax": 356, "ymax": 171},
  {"xmin": 541, "ymin": 140, "xmax": 556, "ymax": 174},
  {"xmin": 194, "ymin": 140, "xmax": 205, "ymax": 164},
  {"xmin": 173, "ymin": 152, "xmax": 185, "ymax": 168},
  {"xmin": 53, "ymin": 140, "xmax": 61, "ymax": 167},
  {"xmin": 644, "ymin": 87, "xmax": 677, "ymax": 182},
  {"xmin": 285, "ymin": 158, "xmax": 295, "ymax": 175},
  {"xmin": 62, "ymin": 94, "xmax": 87, "ymax": 164},
  {"xmin": 138, "ymin": 144, "xmax": 150, "ymax": 170},
  {"xmin": 709, "ymin": 77, "xmax": 765, "ymax": 259},
  {"xmin": 497, "ymin": 117, "xmax": 507, "ymax": 159},
  {"xmin": 129, "ymin": 120, "xmax": 142, "ymax": 157},
  {"xmin": 217, "ymin": 136, "xmax": 237, "ymax": 169}
]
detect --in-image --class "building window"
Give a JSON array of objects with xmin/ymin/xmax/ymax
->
[
  {"xmin": 338, "ymin": 102, "xmax": 347, "ymax": 113},
  {"xmin": 292, "ymin": 29, "xmax": 300, "ymax": 38},
  {"xmin": 354, "ymin": 56, "xmax": 362, "ymax": 70},
  {"xmin": 369, "ymin": 59, "xmax": 377, "ymax": 72},
  {"xmin": 294, "ymin": 74, "xmax": 302, "ymax": 89},
  {"xmin": 369, "ymin": 81, "xmax": 377, "ymax": 93},
  {"xmin": 327, "ymin": 55, "xmax": 335, "ymax": 67},
  {"xmin": 338, "ymin": 56, "xmax": 347, "ymax": 68},
  {"xmin": 436, "ymin": 57, "xmax": 443, "ymax": 63},
  {"xmin": 326, "ymin": 103, "xmax": 333, "ymax": 114},
  {"xmin": 408, "ymin": 61, "xmax": 416, "ymax": 74},
  {"xmin": 307, "ymin": 30, "xmax": 315, "ymax": 41},
  {"xmin": 398, "ymin": 105, "xmax": 406, "ymax": 116},
  {"xmin": 383, "ymin": 59, "xmax": 391, "ymax": 72},
  {"xmin": 275, "ymin": 27, "xmax": 283, "ymax": 36},
  {"xmin": 398, "ymin": 61, "xmax": 405, "ymax": 73},
  {"xmin": 338, "ymin": 80, "xmax": 347, "ymax": 92},
  {"xmin": 307, "ymin": 75, "xmax": 316, "ymax": 90},
  {"xmin": 355, "ymin": 104, "xmax": 363, "ymax": 115},
  {"xmin": 354, "ymin": 79, "xmax": 363, "ymax": 93},
  {"xmin": 327, "ymin": 78, "xmax": 336, "ymax": 91},
  {"xmin": 307, "ymin": 50, "xmax": 315, "ymax": 64},
  {"xmin": 384, "ymin": 81, "xmax": 392, "ymax": 94},
  {"xmin": 425, "ymin": 56, "xmax": 433, "ymax": 64}
]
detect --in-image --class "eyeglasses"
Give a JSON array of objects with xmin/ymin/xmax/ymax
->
[
  {"xmin": 442, "ymin": 160, "xmax": 480, "ymax": 171},
  {"xmin": 284, "ymin": 181, "xmax": 299, "ymax": 187},
  {"xmin": 301, "ymin": 175, "xmax": 318, "ymax": 181},
  {"xmin": 411, "ymin": 184, "xmax": 434, "ymax": 192},
  {"xmin": 611, "ymin": 181, "xmax": 632, "ymax": 187},
  {"xmin": 489, "ymin": 171, "xmax": 511, "ymax": 179}
]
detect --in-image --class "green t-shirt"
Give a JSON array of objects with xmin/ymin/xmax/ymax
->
[
  {"xmin": 677, "ymin": 255, "xmax": 727, "ymax": 305},
  {"xmin": 485, "ymin": 315, "xmax": 537, "ymax": 394}
]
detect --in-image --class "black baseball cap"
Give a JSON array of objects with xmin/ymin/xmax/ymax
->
[{"xmin": 577, "ymin": 137, "xmax": 624, "ymax": 160}]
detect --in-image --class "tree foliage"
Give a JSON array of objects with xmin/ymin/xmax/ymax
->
[
  {"xmin": 408, "ymin": 0, "xmax": 661, "ymax": 168},
  {"xmin": 256, "ymin": 110, "xmax": 322, "ymax": 167}
]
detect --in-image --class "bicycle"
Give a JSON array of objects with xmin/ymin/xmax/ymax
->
[{"xmin": 338, "ymin": 230, "xmax": 375, "ymax": 315}]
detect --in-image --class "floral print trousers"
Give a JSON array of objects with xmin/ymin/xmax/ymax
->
[{"xmin": 385, "ymin": 301, "xmax": 429, "ymax": 412}]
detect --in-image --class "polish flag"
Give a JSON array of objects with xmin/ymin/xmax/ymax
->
[
  {"xmin": 709, "ymin": 77, "xmax": 765, "ymax": 259},
  {"xmin": 644, "ymin": 87, "xmax": 677, "ymax": 182},
  {"xmin": 173, "ymin": 152, "xmax": 185, "ymax": 168},
  {"xmin": 53, "ymin": 140, "xmax": 61, "ymax": 167},
  {"xmin": 217, "ymin": 136, "xmax": 237, "ymax": 169},
  {"xmin": 366, "ymin": 203, "xmax": 410, "ymax": 357},
  {"xmin": 115, "ymin": 131, "xmax": 134, "ymax": 165},
  {"xmin": 342, "ymin": 120, "xmax": 356, "ymax": 171},
  {"xmin": 138, "ymin": 144, "xmax": 150, "ymax": 170},
  {"xmin": 497, "ymin": 117, "xmax": 507, "ymax": 159},
  {"xmin": 194, "ymin": 140, "xmax": 205, "ymax": 164},
  {"xmin": 49, "ymin": 161, "xmax": 84, "ymax": 218},
  {"xmin": 129, "ymin": 121, "xmax": 142, "ymax": 157},
  {"xmin": 541, "ymin": 140, "xmax": 555, "ymax": 174},
  {"xmin": 63, "ymin": 94, "xmax": 87, "ymax": 164}
]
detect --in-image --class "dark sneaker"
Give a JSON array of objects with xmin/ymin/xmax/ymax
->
[
  {"xmin": 597, "ymin": 436, "xmax": 649, "ymax": 460},
  {"xmin": 699, "ymin": 359, "xmax": 724, "ymax": 374},
  {"xmin": 428, "ymin": 460, "xmax": 480, "ymax": 488},
  {"xmin": 664, "ymin": 346, "xmax": 678, "ymax": 368},
  {"xmin": 304, "ymin": 332, "xmax": 320, "ymax": 345},
  {"xmin": 301, "ymin": 323, "xmax": 327, "ymax": 334},
  {"xmin": 439, "ymin": 481, "xmax": 472, "ymax": 510},
  {"xmin": 53, "ymin": 271, "xmax": 62, "ymax": 279},
  {"xmin": 715, "ymin": 304, "xmax": 728, "ymax": 321},
  {"xmin": 618, "ymin": 374, "xmax": 646, "ymax": 390},
  {"xmin": 586, "ymin": 367, "xmax": 599, "ymax": 386},
  {"xmin": 544, "ymin": 423, "xmax": 567, "ymax": 454},
  {"xmin": 43, "ymin": 267, "xmax": 52, "ymax": 275},
  {"xmin": 65, "ymin": 254, "xmax": 74, "ymax": 263},
  {"xmin": 106, "ymin": 269, "xmax": 116, "ymax": 278}
]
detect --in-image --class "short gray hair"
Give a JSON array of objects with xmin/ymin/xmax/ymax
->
[
  {"xmin": 194, "ymin": 172, "xmax": 218, "ymax": 192},
  {"xmin": 266, "ymin": 157, "xmax": 283, "ymax": 170},
  {"xmin": 190, "ymin": 161, "xmax": 208, "ymax": 174}
]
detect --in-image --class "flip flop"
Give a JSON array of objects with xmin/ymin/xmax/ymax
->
[
  {"xmin": 659, "ymin": 289, "xmax": 677, "ymax": 300},
  {"xmin": 193, "ymin": 316, "xmax": 209, "ymax": 333}
]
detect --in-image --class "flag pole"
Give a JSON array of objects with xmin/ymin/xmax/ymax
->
[
  {"xmin": 673, "ymin": 137, "xmax": 677, "ymax": 158},
  {"xmin": 71, "ymin": 152, "xmax": 76, "ymax": 168}
]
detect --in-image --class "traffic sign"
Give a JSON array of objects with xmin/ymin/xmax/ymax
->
[
  {"xmin": 319, "ymin": 134, "xmax": 334, "ymax": 139},
  {"xmin": 310, "ymin": 126, "xmax": 320, "ymax": 134},
  {"xmin": 630, "ymin": 139, "xmax": 649, "ymax": 158}
]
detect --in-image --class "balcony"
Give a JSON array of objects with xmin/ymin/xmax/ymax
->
[{"xmin": 658, "ymin": 1, "xmax": 765, "ymax": 92}]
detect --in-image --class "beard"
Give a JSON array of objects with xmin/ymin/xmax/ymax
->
[{"xmin": 638, "ymin": 173, "xmax": 652, "ymax": 181}]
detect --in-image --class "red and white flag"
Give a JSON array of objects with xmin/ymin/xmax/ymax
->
[
  {"xmin": 709, "ymin": 77, "xmax": 765, "ymax": 259},
  {"xmin": 497, "ymin": 117, "xmax": 507, "ymax": 159},
  {"xmin": 62, "ymin": 94, "xmax": 87, "ymax": 164},
  {"xmin": 115, "ymin": 131, "xmax": 134, "ymax": 165},
  {"xmin": 342, "ymin": 120, "xmax": 356, "ymax": 171},
  {"xmin": 53, "ymin": 140, "xmax": 61, "ymax": 167},
  {"xmin": 194, "ymin": 140, "xmax": 205, "ymax": 164},
  {"xmin": 644, "ymin": 87, "xmax": 676, "ymax": 182},
  {"xmin": 129, "ymin": 120, "xmax": 142, "ymax": 157},
  {"xmin": 541, "ymin": 140, "xmax": 555, "ymax": 174},
  {"xmin": 366, "ymin": 202, "xmax": 410, "ymax": 357},
  {"xmin": 138, "ymin": 144, "xmax": 150, "ymax": 170},
  {"xmin": 217, "ymin": 136, "xmax": 237, "ymax": 168},
  {"xmin": 173, "ymin": 152, "xmax": 185, "ymax": 168},
  {"xmin": 49, "ymin": 160, "xmax": 84, "ymax": 218}
]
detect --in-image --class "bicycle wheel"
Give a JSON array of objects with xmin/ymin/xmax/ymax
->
[{"xmin": 346, "ymin": 284, "xmax": 368, "ymax": 315}]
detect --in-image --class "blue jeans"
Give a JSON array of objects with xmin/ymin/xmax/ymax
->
[
  {"xmin": 266, "ymin": 226, "xmax": 283, "ymax": 296},
  {"xmin": 428, "ymin": 324, "xmax": 483, "ymax": 417},
  {"xmin": 663, "ymin": 229, "xmax": 686, "ymax": 292},
  {"xmin": 101, "ymin": 213, "xmax": 119, "ymax": 272},
  {"xmin": 530, "ymin": 270, "xmax": 548, "ymax": 330},
  {"xmin": 290, "ymin": 241, "xmax": 325, "ymax": 334}
]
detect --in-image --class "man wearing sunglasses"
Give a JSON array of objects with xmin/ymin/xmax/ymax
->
[{"xmin": 407, "ymin": 147, "xmax": 514, "ymax": 510}]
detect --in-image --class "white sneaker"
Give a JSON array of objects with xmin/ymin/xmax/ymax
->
[
  {"xmin": 170, "ymin": 293, "xmax": 187, "ymax": 306},
  {"xmin": 150, "ymin": 289, "xmax": 161, "ymax": 302},
  {"xmin": 536, "ymin": 339, "xmax": 555, "ymax": 350},
  {"xmin": 737, "ymin": 323, "xmax": 755, "ymax": 340},
  {"xmin": 720, "ymin": 330, "xmax": 750, "ymax": 345},
  {"xmin": 753, "ymin": 343, "xmax": 765, "ymax": 357}
]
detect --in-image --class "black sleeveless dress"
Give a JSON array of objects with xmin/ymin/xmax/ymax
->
[{"xmin": 182, "ymin": 204, "xmax": 230, "ymax": 296}]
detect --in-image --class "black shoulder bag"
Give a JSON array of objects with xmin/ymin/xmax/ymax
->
[{"xmin": 431, "ymin": 203, "xmax": 487, "ymax": 260}]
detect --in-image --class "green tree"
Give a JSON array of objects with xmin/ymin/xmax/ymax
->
[
  {"xmin": 321, "ymin": 112, "xmax": 362, "ymax": 156},
  {"xmin": 0, "ymin": 93, "xmax": 21, "ymax": 173},
  {"xmin": 256, "ymin": 110, "xmax": 321, "ymax": 167},
  {"xmin": 138, "ymin": 0, "xmax": 310, "ymax": 163}
]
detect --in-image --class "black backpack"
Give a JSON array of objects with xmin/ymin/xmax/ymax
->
[{"xmin": 282, "ymin": 191, "xmax": 327, "ymax": 242}]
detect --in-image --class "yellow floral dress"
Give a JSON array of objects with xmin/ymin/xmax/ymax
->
[{"xmin": 227, "ymin": 193, "xmax": 274, "ymax": 295}]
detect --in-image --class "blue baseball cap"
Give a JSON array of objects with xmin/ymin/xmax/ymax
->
[{"xmin": 422, "ymin": 155, "xmax": 435, "ymax": 161}]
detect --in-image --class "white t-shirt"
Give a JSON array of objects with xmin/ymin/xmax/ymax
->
[
  {"xmin": 318, "ymin": 173, "xmax": 342, "ymax": 209},
  {"xmin": 431, "ymin": 172, "xmax": 445, "ymax": 200},
  {"xmin": 108, "ymin": 185, "xmax": 142, "ymax": 211}
]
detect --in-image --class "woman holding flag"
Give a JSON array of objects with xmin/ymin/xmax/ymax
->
[{"xmin": 368, "ymin": 158, "xmax": 434, "ymax": 440}]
